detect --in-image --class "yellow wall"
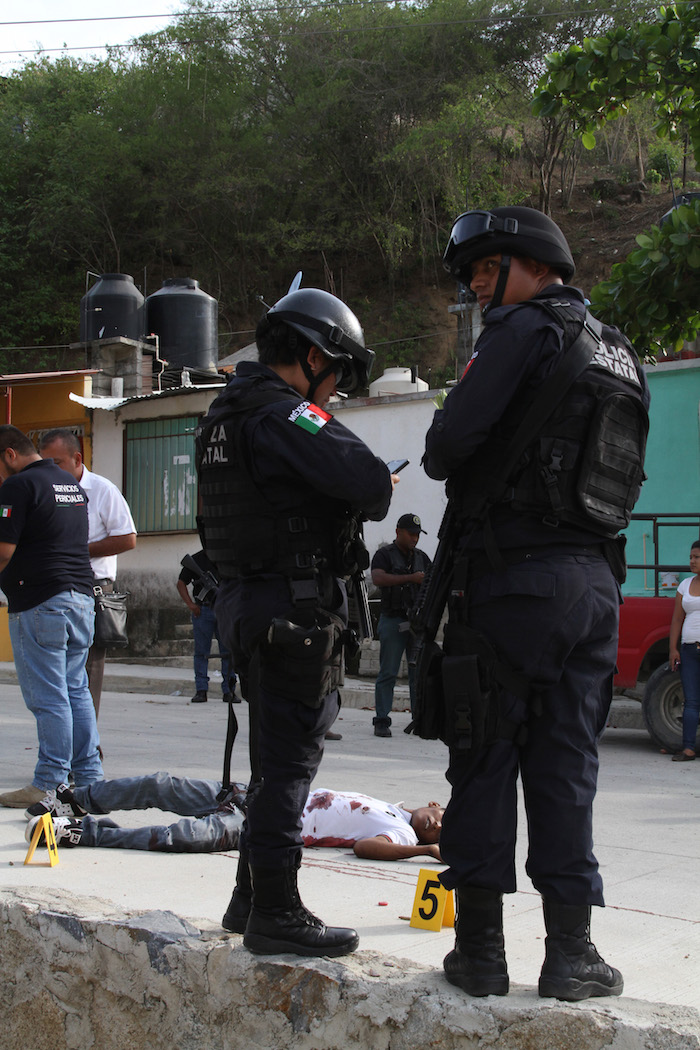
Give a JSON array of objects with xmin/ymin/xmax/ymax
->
[
  {"xmin": 0, "ymin": 607, "xmax": 12, "ymax": 661},
  {"xmin": 0, "ymin": 375, "xmax": 94, "ymax": 465}
]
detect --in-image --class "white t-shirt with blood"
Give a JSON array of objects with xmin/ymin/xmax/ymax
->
[{"xmin": 301, "ymin": 789, "xmax": 417, "ymax": 848}]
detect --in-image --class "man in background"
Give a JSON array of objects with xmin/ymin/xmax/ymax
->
[
  {"xmin": 0, "ymin": 425, "xmax": 102, "ymax": 808},
  {"xmin": 371, "ymin": 513, "xmax": 432, "ymax": 737},
  {"xmin": 177, "ymin": 549, "xmax": 235, "ymax": 703},
  {"xmin": 39, "ymin": 428, "xmax": 136, "ymax": 717}
]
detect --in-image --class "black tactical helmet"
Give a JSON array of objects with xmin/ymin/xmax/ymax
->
[
  {"xmin": 266, "ymin": 287, "xmax": 374, "ymax": 395},
  {"xmin": 443, "ymin": 206, "xmax": 575, "ymax": 283}
]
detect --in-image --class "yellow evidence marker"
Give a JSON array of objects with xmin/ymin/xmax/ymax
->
[
  {"xmin": 410, "ymin": 868, "xmax": 455, "ymax": 931},
  {"xmin": 24, "ymin": 812, "xmax": 59, "ymax": 867}
]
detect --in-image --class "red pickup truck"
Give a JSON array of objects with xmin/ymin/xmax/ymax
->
[
  {"xmin": 615, "ymin": 512, "xmax": 699, "ymax": 753},
  {"xmin": 615, "ymin": 594, "xmax": 679, "ymax": 751}
]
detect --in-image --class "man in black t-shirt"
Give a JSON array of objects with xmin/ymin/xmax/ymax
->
[
  {"xmin": 371, "ymin": 513, "xmax": 432, "ymax": 737},
  {"xmin": 0, "ymin": 425, "xmax": 103, "ymax": 809},
  {"xmin": 177, "ymin": 550, "xmax": 235, "ymax": 704}
]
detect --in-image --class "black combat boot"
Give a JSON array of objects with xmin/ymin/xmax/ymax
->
[
  {"xmin": 243, "ymin": 856, "xmax": 359, "ymax": 958},
  {"xmin": 221, "ymin": 850, "xmax": 252, "ymax": 933},
  {"xmin": 538, "ymin": 900, "xmax": 623, "ymax": 1001},
  {"xmin": 443, "ymin": 886, "xmax": 509, "ymax": 996}
]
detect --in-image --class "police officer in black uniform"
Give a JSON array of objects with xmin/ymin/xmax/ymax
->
[
  {"xmin": 371, "ymin": 513, "xmax": 432, "ymax": 736},
  {"xmin": 197, "ymin": 285, "xmax": 393, "ymax": 958},
  {"xmin": 423, "ymin": 207, "xmax": 649, "ymax": 1000}
]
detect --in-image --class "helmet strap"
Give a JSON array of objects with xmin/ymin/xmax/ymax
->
[
  {"xmin": 483, "ymin": 254, "xmax": 511, "ymax": 314},
  {"xmin": 300, "ymin": 354, "xmax": 336, "ymax": 402}
]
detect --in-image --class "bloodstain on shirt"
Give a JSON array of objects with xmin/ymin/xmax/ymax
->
[
  {"xmin": 306, "ymin": 790, "xmax": 335, "ymax": 811},
  {"xmin": 302, "ymin": 835, "xmax": 355, "ymax": 847}
]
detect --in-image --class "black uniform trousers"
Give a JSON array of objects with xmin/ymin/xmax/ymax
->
[
  {"xmin": 216, "ymin": 574, "xmax": 341, "ymax": 869},
  {"xmin": 438, "ymin": 548, "xmax": 619, "ymax": 906}
]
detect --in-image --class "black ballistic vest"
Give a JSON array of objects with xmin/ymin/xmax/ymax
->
[
  {"xmin": 196, "ymin": 377, "xmax": 360, "ymax": 580},
  {"xmin": 380, "ymin": 544, "xmax": 431, "ymax": 614},
  {"xmin": 459, "ymin": 301, "xmax": 649, "ymax": 538}
]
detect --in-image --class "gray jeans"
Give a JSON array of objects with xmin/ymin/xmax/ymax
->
[{"xmin": 72, "ymin": 772, "xmax": 243, "ymax": 852}]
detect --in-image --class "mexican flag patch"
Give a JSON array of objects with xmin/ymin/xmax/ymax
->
[
  {"xmin": 288, "ymin": 401, "xmax": 331, "ymax": 434},
  {"xmin": 0, "ymin": 506, "xmax": 11, "ymax": 518}
]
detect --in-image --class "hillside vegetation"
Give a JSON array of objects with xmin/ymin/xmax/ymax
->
[{"xmin": 0, "ymin": 0, "xmax": 690, "ymax": 382}]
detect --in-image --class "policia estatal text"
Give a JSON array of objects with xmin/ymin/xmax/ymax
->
[
  {"xmin": 197, "ymin": 285, "xmax": 392, "ymax": 957},
  {"xmin": 422, "ymin": 207, "xmax": 649, "ymax": 1001}
]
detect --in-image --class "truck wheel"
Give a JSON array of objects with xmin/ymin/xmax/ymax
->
[{"xmin": 642, "ymin": 664, "xmax": 688, "ymax": 752}]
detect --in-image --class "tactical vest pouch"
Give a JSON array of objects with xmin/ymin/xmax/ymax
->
[
  {"xmin": 441, "ymin": 621, "xmax": 500, "ymax": 753},
  {"xmin": 409, "ymin": 624, "xmax": 500, "ymax": 752},
  {"xmin": 410, "ymin": 640, "xmax": 447, "ymax": 741},
  {"xmin": 261, "ymin": 609, "xmax": 345, "ymax": 708},
  {"xmin": 577, "ymin": 392, "xmax": 648, "ymax": 531}
]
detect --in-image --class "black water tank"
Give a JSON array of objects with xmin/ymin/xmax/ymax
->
[
  {"xmin": 145, "ymin": 278, "xmax": 218, "ymax": 371},
  {"xmin": 80, "ymin": 273, "xmax": 145, "ymax": 342}
]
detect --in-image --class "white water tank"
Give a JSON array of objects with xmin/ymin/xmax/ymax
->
[{"xmin": 369, "ymin": 367, "xmax": 429, "ymax": 397}]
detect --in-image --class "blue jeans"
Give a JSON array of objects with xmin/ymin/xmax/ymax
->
[
  {"xmin": 9, "ymin": 590, "xmax": 102, "ymax": 790},
  {"xmin": 72, "ymin": 772, "xmax": 243, "ymax": 852},
  {"xmin": 374, "ymin": 613, "xmax": 416, "ymax": 720},
  {"xmin": 192, "ymin": 604, "xmax": 233, "ymax": 692},
  {"xmin": 679, "ymin": 643, "xmax": 700, "ymax": 750}
]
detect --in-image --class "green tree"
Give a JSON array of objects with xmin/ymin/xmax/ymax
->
[{"xmin": 533, "ymin": 4, "xmax": 700, "ymax": 354}]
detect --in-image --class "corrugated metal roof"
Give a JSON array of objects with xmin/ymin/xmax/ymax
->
[
  {"xmin": 69, "ymin": 382, "xmax": 225, "ymax": 411},
  {"xmin": 0, "ymin": 369, "xmax": 99, "ymax": 384}
]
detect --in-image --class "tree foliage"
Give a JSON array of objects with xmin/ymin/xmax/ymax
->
[
  {"xmin": 0, "ymin": 0, "xmax": 664, "ymax": 374},
  {"xmin": 534, "ymin": 4, "xmax": 700, "ymax": 353}
]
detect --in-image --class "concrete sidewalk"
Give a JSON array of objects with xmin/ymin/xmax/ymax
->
[
  {"xmin": 0, "ymin": 658, "xmax": 646, "ymax": 723},
  {"xmin": 1, "ymin": 667, "xmax": 698, "ymax": 1048}
]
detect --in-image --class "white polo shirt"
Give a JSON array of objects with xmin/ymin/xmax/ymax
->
[{"xmin": 79, "ymin": 465, "xmax": 136, "ymax": 581}]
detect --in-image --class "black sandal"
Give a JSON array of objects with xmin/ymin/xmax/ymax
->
[{"xmin": 672, "ymin": 751, "xmax": 696, "ymax": 762}]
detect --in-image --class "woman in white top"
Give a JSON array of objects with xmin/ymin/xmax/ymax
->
[{"xmin": 668, "ymin": 540, "xmax": 700, "ymax": 761}]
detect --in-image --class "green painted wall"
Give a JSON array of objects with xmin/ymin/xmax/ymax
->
[{"xmin": 624, "ymin": 360, "xmax": 700, "ymax": 596}]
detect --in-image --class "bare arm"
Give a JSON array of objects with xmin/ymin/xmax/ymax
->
[
  {"xmin": 89, "ymin": 533, "xmax": 136, "ymax": 558},
  {"xmin": 176, "ymin": 579, "xmax": 200, "ymax": 616},
  {"xmin": 353, "ymin": 836, "xmax": 441, "ymax": 861},
  {"xmin": 371, "ymin": 567, "xmax": 425, "ymax": 588},
  {"xmin": 669, "ymin": 591, "xmax": 685, "ymax": 671}
]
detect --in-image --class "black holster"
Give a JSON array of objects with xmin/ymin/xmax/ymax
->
[{"xmin": 260, "ymin": 608, "xmax": 345, "ymax": 707}]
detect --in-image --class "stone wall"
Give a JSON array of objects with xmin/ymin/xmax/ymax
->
[{"xmin": 1, "ymin": 889, "xmax": 699, "ymax": 1050}]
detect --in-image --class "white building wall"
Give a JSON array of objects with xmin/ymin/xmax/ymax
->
[
  {"xmin": 90, "ymin": 389, "xmax": 221, "ymax": 607},
  {"xmin": 332, "ymin": 390, "xmax": 446, "ymax": 561}
]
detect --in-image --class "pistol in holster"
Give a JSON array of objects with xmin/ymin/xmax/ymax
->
[{"xmin": 261, "ymin": 610, "xmax": 345, "ymax": 707}]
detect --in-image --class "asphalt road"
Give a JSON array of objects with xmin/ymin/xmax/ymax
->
[{"xmin": 1, "ymin": 673, "xmax": 699, "ymax": 1010}]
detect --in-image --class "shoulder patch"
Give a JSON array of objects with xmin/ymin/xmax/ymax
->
[
  {"xmin": 0, "ymin": 505, "xmax": 11, "ymax": 518},
  {"xmin": 287, "ymin": 401, "xmax": 332, "ymax": 434}
]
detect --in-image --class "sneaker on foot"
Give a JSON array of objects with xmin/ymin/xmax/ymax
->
[
  {"xmin": 25, "ymin": 815, "xmax": 84, "ymax": 848},
  {"xmin": 191, "ymin": 690, "xmax": 208, "ymax": 703},
  {"xmin": 0, "ymin": 784, "xmax": 47, "ymax": 809},
  {"xmin": 25, "ymin": 783, "xmax": 88, "ymax": 821}
]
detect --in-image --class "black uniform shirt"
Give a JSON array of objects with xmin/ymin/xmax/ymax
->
[
  {"xmin": 0, "ymin": 459, "xmax": 93, "ymax": 612},
  {"xmin": 423, "ymin": 284, "xmax": 651, "ymax": 550},
  {"xmin": 236, "ymin": 362, "xmax": 392, "ymax": 522}
]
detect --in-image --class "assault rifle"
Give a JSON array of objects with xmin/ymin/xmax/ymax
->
[
  {"xmin": 344, "ymin": 518, "xmax": 372, "ymax": 648},
  {"xmin": 405, "ymin": 499, "xmax": 463, "ymax": 739},
  {"xmin": 181, "ymin": 554, "xmax": 219, "ymax": 607}
]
